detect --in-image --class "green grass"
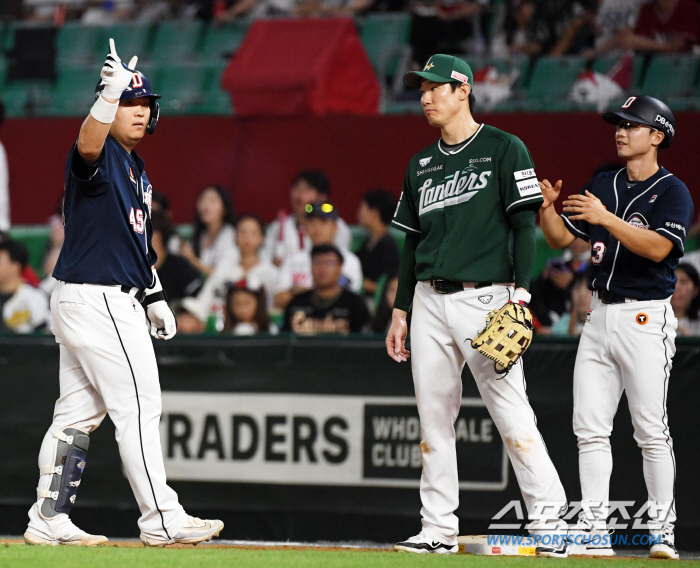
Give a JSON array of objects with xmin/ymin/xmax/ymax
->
[{"xmin": 0, "ymin": 546, "xmax": 698, "ymax": 568}]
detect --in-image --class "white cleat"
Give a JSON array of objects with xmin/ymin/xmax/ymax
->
[
  {"xmin": 567, "ymin": 518, "xmax": 614, "ymax": 556},
  {"xmin": 140, "ymin": 516, "xmax": 224, "ymax": 547},
  {"xmin": 24, "ymin": 521, "xmax": 107, "ymax": 547},
  {"xmin": 394, "ymin": 531, "xmax": 458, "ymax": 554},
  {"xmin": 649, "ymin": 526, "xmax": 679, "ymax": 560}
]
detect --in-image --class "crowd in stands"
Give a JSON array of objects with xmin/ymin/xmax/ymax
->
[
  {"xmin": 4, "ymin": 0, "xmax": 697, "ymax": 62},
  {"xmin": 1, "ymin": 165, "xmax": 700, "ymax": 337}
]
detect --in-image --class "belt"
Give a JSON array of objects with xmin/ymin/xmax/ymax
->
[
  {"xmin": 428, "ymin": 279, "xmax": 494, "ymax": 295},
  {"xmin": 120, "ymin": 285, "xmax": 146, "ymax": 303},
  {"xmin": 595, "ymin": 289, "xmax": 636, "ymax": 304}
]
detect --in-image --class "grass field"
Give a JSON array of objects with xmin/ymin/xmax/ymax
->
[{"xmin": 1, "ymin": 543, "xmax": 699, "ymax": 568}]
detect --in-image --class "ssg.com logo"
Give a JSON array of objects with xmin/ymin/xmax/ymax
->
[{"xmin": 489, "ymin": 500, "xmax": 673, "ymax": 530}]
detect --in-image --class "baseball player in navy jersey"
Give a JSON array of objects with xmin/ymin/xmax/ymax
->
[
  {"xmin": 387, "ymin": 54, "xmax": 569, "ymax": 557},
  {"xmin": 539, "ymin": 96, "xmax": 693, "ymax": 560},
  {"xmin": 24, "ymin": 40, "xmax": 223, "ymax": 547}
]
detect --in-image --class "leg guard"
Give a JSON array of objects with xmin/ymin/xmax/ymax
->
[{"xmin": 38, "ymin": 428, "xmax": 90, "ymax": 518}]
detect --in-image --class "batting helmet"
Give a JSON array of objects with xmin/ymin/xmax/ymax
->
[
  {"xmin": 95, "ymin": 69, "xmax": 161, "ymax": 135},
  {"xmin": 602, "ymin": 96, "xmax": 675, "ymax": 149}
]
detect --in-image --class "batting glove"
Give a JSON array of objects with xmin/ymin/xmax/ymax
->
[
  {"xmin": 143, "ymin": 269, "xmax": 177, "ymax": 340},
  {"xmin": 99, "ymin": 38, "xmax": 138, "ymax": 101}
]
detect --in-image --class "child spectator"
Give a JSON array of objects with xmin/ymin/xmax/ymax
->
[
  {"xmin": 151, "ymin": 211, "xmax": 203, "ymax": 303},
  {"xmin": 551, "ymin": 272, "xmax": 592, "ymax": 336},
  {"xmin": 283, "ymin": 244, "xmax": 370, "ymax": 335},
  {"xmin": 672, "ymin": 262, "xmax": 700, "ymax": 336},
  {"xmin": 0, "ymin": 239, "xmax": 50, "ymax": 333},
  {"xmin": 356, "ymin": 189, "xmax": 400, "ymax": 297},
  {"xmin": 262, "ymin": 170, "xmax": 352, "ymax": 267},
  {"xmin": 180, "ymin": 185, "xmax": 237, "ymax": 276},
  {"xmin": 223, "ymin": 280, "xmax": 278, "ymax": 336}
]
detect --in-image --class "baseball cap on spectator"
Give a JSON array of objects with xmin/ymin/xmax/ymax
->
[
  {"xmin": 294, "ymin": 170, "xmax": 330, "ymax": 195},
  {"xmin": 404, "ymin": 54, "xmax": 474, "ymax": 88},
  {"xmin": 305, "ymin": 201, "xmax": 338, "ymax": 220}
]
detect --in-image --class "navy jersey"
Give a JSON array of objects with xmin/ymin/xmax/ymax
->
[
  {"xmin": 53, "ymin": 135, "xmax": 156, "ymax": 289},
  {"xmin": 562, "ymin": 167, "xmax": 693, "ymax": 300}
]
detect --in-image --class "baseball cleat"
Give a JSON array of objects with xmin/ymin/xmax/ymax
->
[
  {"xmin": 140, "ymin": 516, "xmax": 224, "ymax": 547},
  {"xmin": 566, "ymin": 518, "xmax": 614, "ymax": 556},
  {"xmin": 649, "ymin": 526, "xmax": 679, "ymax": 560},
  {"xmin": 394, "ymin": 532, "xmax": 458, "ymax": 554},
  {"xmin": 24, "ymin": 527, "xmax": 107, "ymax": 547},
  {"xmin": 536, "ymin": 540, "xmax": 569, "ymax": 558}
]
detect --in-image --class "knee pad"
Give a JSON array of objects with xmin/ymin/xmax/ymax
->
[{"xmin": 38, "ymin": 428, "xmax": 90, "ymax": 518}]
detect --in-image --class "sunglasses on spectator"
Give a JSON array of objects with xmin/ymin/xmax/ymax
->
[{"xmin": 616, "ymin": 120, "xmax": 657, "ymax": 132}]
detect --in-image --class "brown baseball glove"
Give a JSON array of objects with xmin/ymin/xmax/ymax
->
[{"xmin": 470, "ymin": 301, "xmax": 534, "ymax": 375}]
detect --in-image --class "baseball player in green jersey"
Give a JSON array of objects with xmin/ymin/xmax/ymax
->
[{"xmin": 387, "ymin": 54, "xmax": 569, "ymax": 557}]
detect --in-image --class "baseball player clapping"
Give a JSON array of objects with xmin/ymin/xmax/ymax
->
[
  {"xmin": 24, "ymin": 40, "xmax": 223, "ymax": 547},
  {"xmin": 539, "ymin": 96, "xmax": 692, "ymax": 559}
]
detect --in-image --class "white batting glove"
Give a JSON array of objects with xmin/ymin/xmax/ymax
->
[
  {"xmin": 99, "ymin": 38, "xmax": 138, "ymax": 101},
  {"xmin": 143, "ymin": 269, "xmax": 177, "ymax": 340}
]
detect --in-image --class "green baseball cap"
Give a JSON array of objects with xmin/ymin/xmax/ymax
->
[{"xmin": 404, "ymin": 54, "xmax": 474, "ymax": 88}]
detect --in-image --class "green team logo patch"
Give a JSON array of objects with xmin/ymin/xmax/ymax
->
[{"xmin": 418, "ymin": 168, "xmax": 492, "ymax": 215}]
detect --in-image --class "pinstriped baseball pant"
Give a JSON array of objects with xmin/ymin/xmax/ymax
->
[{"xmin": 27, "ymin": 282, "xmax": 186, "ymax": 541}]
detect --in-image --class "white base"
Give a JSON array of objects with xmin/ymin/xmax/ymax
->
[{"xmin": 457, "ymin": 535, "xmax": 536, "ymax": 556}]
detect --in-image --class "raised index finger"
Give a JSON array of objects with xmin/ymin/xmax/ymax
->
[{"xmin": 109, "ymin": 38, "xmax": 118, "ymax": 59}]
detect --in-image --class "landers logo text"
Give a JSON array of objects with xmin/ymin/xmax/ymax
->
[{"xmin": 418, "ymin": 170, "xmax": 491, "ymax": 215}]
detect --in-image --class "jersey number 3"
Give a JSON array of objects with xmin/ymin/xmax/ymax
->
[
  {"xmin": 129, "ymin": 207, "xmax": 145, "ymax": 234},
  {"xmin": 592, "ymin": 241, "xmax": 606, "ymax": 265}
]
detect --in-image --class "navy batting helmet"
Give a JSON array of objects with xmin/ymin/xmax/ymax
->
[
  {"xmin": 95, "ymin": 69, "xmax": 161, "ymax": 135},
  {"xmin": 602, "ymin": 96, "xmax": 675, "ymax": 149}
]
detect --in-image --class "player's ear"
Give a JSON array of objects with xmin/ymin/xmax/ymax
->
[
  {"xmin": 652, "ymin": 130, "xmax": 665, "ymax": 148},
  {"xmin": 459, "ymin": 83, "xmax": 470, "ymax": 101}
]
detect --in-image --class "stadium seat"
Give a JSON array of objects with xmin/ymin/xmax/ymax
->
[
  {"xmin": 97, "ymin": 24, "xmax": 153, "ymax": 63},
  {"xmin": 200, "ymin": 20, "xmax": 251, "ymax": 61},
  {"xmin": 56, "ymin": 24, "xmax": 102, "ymax": 64},
  {"xmin": 640, "ymin": 54, "xmax": 699, "ymax": 98},
  {"xmin": 156, "ymin": 63, "xmax": 209, "ymax": 114},
  {"xmin": 360, "ymin": 13, "xmax": 412, "ymax": 79},
  {"xmin": 592, "ymin": 54, "xmax": 645, "ymax": 90},
  {"xmin": 1, "ymin": 81, "xmax": 53, "ymax": 118},
  {"xmin": 525, "ymin": 56, "xmax": 586, "ymax": 101},
  {"xmin": 51, "ymin": 64, "xmax": 100, "ymax": 116},
  {"xmin": 150, "ymin": 21, "xmax": 206, "ymax": 62},
  {"xmin": 199, "ymin": 62, "xmax": 234, "ymax": 115}
]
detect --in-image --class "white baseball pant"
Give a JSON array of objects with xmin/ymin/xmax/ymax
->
[
  {"xmin": 410, "ymin": 282, "xmax": 567, "ymax": 542},
  {"xmin": 573, "ymin": 296, "xmax": 677, "ymax": 530},
  {"xmin": 27, "ymin": 281, "xmax": 187, "ymax": 541}
]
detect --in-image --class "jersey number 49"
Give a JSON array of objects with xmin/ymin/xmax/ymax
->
[{"xmin": 129, "ymin": 207, "xmax": 145, "ymax": 234}]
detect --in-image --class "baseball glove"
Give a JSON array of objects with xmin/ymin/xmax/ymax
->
[{"xmin": 471, "ymin": 301, "xmax": 533, "ymax": 375}]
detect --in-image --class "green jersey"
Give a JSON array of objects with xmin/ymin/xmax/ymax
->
[{"xmin": 392, "ymin": 123, "xmax": 544, "ymax": 283}]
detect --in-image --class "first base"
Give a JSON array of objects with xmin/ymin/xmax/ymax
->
[{"xmin": 458, "ymin": 535, "xmax": 536, "ymax": 556}]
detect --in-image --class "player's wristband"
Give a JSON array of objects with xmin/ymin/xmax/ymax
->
[
  {"xmin": 89, "ymin": 96, "xmax": 119, "ymax": 124},
  {"xmin": 512, "ymin": 288, "xmax": 531, "ymax": 305}
]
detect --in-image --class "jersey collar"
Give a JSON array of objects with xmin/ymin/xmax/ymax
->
[{"xmin": 438, "ymin": 124, "xmax": 484, "ymax": 156}]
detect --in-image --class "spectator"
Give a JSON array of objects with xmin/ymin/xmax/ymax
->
[
  {"xmin": 180, "ymin": 185, "xmax": 237, "ymax": 277},
  {"xmin": 39, "ymin": 196, "xmax": 64, "ymax": 296},
  {"xmin": 530, "ymin": 257, "xmax": 575, "ymax": 333},
  {"xmin": 0, "ymin": 99, "xmax": 9, "ymax": 233},
  {"xmin": 561, "ymin": 238, "xmax": 591, "ymax": 273},
  {"xmin": 186, "ymin": 214, "xmax": 279, "ymax": 324},
  {"xmin": 172, "ymin": 303, "xmax": 205, "ymax": 334},
  {"xmin": 616, "ymin": 0, "xmax": 700, "ymax": 53},
  {"xmin": 0, "ymin": 239, "xmax": 50, "ymax": 334},
  {"xmin": 550, "ymin": 272, "xmax": 591, "ymax": 336},
  {"xmin": 0, "ymin": 231, "xmax": 41, "ymax": 287},
  {"xmin": 672, "ymin": 262, "xmax": 700, "ymax": 336},
  {"xmin": 371, "ymin": 274, "xmax": 399, "ymax": 333},
  {"xmin": 223, "ymin": 280, "xmax": 278, "ymax": 335},
  {"xmin": 356, "ymin": 189, "xmax": 400, "ymax": 297},
  {"xmin": 274, "ymin": 201, "xmax": 363, "ymax": 309},
  {"xmin": 151, "ymin": 191, "xmax": 182, "ymax": 254},
  {"xmin": 282, "ymin": 244, "xmax": 370, "ymax": 334},
  {"xmin": 263, "ymin": 170, "xmax": 352, "ymax": 267},
  {"xmin": 151, "ymin": 211, "xmax": 203, "ymax": 303},
  {"xmin": 81, "ymin": 0, "xmax": 135, "ymax": 24},
  {"xmin": 589, "ymin": 0, "xmax": 644, "ymax": 54},
  {"xmin": 216, "ymin": 0, "xmax": 298, "ymax": 19}
]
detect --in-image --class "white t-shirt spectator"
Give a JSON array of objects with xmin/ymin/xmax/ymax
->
[
  {"xmin": 262, "ymin": 214, "xmax": 353, "ymax": 263},
  {"xmin": 275, "ymin": 247, "xmax": 363, "ymax": 295},
  {"xmin": 595, "ymin": 0, "xmax": 644, "ymax": 48},
  {"xmin": 186, "ymin": 254, "xmax": 279, "ymax": 322},
  {"xmin": 198, "ymin": 224, "xmax": 237, "ymax": 271},
  {"xmin": 1, "ymin": 283, "xmax": 50, "ymax": 333}
]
